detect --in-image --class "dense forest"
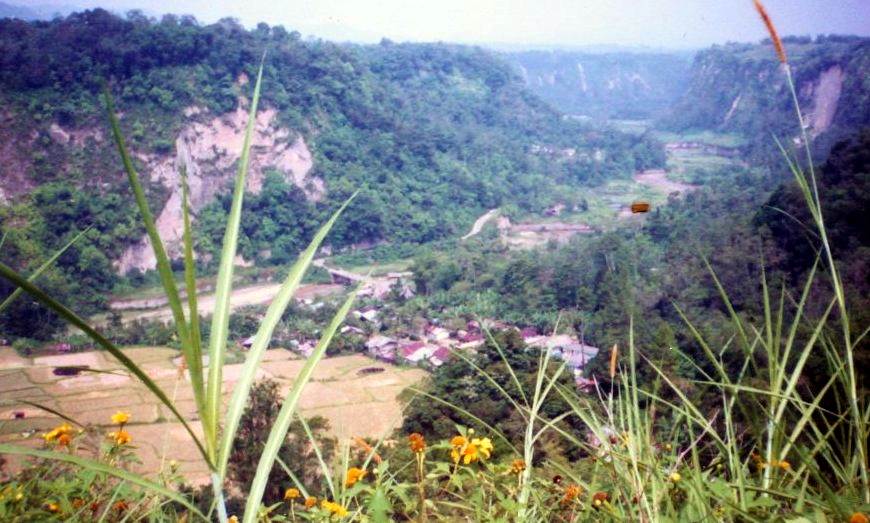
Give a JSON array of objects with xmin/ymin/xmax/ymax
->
[
  {"xmin": 0, "ymin": 5, "xmax": 869, "ymax": 521},
  {"xmin": 0, "ymin": 10, "xmax": 867, "ymax": 369},
  {"xmin": 410, "ymin": 129, "xmax": 868, "ymax": 377},
  {"xmin": 0, "ymin": 9, "xmax": 663, "ymax": 337}
]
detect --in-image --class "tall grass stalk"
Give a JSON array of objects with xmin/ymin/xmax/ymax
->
[
  {"xmin": 0, "ymin": 59, "xmax": 356, "ymax": 521},
  {"xmin": 754, "ymin": 0, "xmax": 867, "ymax": 501}
]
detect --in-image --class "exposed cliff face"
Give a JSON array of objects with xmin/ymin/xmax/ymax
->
[
  {"xmin": 115, "ymin": 105, "xmax": 321, "ymax": 274},
  {"xmin": 803, "ymin": 65, "xmax": 843, "ymax": 139},
  {"xmin": 661, "ymin": 38, "xmax": 869, "ymax": 159},
  {"xmin": 502, "ymin": 50, "xmax": 693, "ymax": 119}
]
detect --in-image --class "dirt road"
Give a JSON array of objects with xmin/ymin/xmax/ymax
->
[
  {"xmin": 461, "ymin": 209, "xmax": 499, "ymax": 240},
  {"xmin": 120, "ymin": 282, "xmax": 344, "ymax": 323}
]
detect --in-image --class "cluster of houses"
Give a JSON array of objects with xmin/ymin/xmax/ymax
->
[{"xmin": 282, "ymin": 301, "xmax": 603, "ymax": 391}]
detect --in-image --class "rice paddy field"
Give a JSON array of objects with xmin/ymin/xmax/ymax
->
[{"xmin": 0, "ymin": 348, "xmax": 426, "ymax": 486}]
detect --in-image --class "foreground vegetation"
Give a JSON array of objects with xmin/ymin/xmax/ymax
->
[{"xmin": 1, "ymin": 2, "xmax": 869, "ymax": 522}]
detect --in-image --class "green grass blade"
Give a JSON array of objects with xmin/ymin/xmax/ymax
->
[
  {"xmin": 0, "ymin": 443, "xmax": 207, "ymax": 519},
  {"xmin": 103, "ymin": 87, "xmax": 193, "ymax": 357},
  {"xmin": 15, "ymin": 399, "xmax": 84, "ymax": 427},
  {"xmin": 217, "ymin": 194, "xmax": 355, "ymax": 479},
  {"xmin": 0, "ymin": 262, "xmax": 211, "ymax": 466},
  {"xmin": 0, "ymin": 226, "xmax": 91, "ymax": 312},
  {"xmin": 205, "ymin": 59, "xmax": 265, "ymax": 456},
  {"xmin": 296, "ymin": 412, "xmax": 336, "ymax": 499},
  {"xmin": 180, "ymin": 163, "xmax": 206, "ymax": 419},
  {"xmin": 242, "ymin": 287, "xmax": 359, "ymax": 522}
]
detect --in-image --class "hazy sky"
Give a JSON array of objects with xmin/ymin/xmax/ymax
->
[{"xmin": 23, "ymin": 0, "xmax": 870, "ymax": 49}]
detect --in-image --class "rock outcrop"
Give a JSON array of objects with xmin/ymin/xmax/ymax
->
[{"xmin": 115, "ymin": 105, "xmax": 322, "ymax": 274}]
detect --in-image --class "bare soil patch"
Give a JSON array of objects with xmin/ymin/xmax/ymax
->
[{"xmin": 633, "ymin": 170, "xmax": 698, "ymax": 194}]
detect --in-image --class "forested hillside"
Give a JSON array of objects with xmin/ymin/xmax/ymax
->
[
  {"xmin": 408, "ymin": 130, "xmax": 869, "ymax": 398},
  {"xmin": 0, "ymin": 10, "xmax": 662, "ymax": 335},
  {"xmin": 503, "ymin": 50, "xmax": 693, "ymax": 119},
  {"xmin": 662, "ymin": 36, "xmax": 870, "ymax": 162}
]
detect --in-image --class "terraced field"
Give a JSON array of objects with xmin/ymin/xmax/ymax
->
[{"xmin": 0, "ymin": 348, "xmax": 425, "ymax": 485}]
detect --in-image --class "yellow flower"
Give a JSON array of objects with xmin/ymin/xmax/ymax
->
[
  {"xmin": 46, "ymin": 502, "xmax": 60, "ymax": 512},
  {"xmin": 111, "ymin": 411, "xmax": 131, "ymax": 425},
  {"xmin": 472, "ymin": 437, "xmax": 493, "ymax": 459},
  {"xmin": 461, "ymin": 443, "xmax": 478, "ymax": 464},
  {"xmin": 284, "ymin": 488, "xmax": 300, "ymax": 501},
  {"xmin": 321, "ymin": 500, "xmax": 349, "ymax": 517},
  {"xmin": 108, "ymin": 430, "xmax": 132, "ymax": 446},
  {"xmin": 778, "ymin": 460, "xmax": 791, "ymax": 471},
  {"xmin": 228, "ymin": 516, "xmax": 239, "ymax": 523},
  {"xmin": 304, "ymin": 496, "xmax": 317, "ymax": 508},
  {"xmin": 345, "ymin": 467, "xmax": 367, "ymax": 487},
  {"xmin": 408, "ymin": 432, "xmax": 426, "ymax": 453},
  {"xmin": 449, "ymin": 434, "xmax": 492, "ymax": 464},
  {"xmin": 670, "ymin": 471, "xmax": 681, "ymax": 483},
  {"xmin": 42, "ymin": 423, "xmax": 73, "ymax": 443}
]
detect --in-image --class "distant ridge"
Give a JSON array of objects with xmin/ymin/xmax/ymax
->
[{"xmin": 0, "ymin": 2, "xmax": 79, "ymax": 21}]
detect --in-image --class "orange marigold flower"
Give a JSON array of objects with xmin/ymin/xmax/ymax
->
[
  {"xmin": 108, "ymin": 430, "xmax": 132, "ymax": 446},
  {"xmin": 345, "ymin": 467, "xmax": 367, "ymax": 487},
  {"xmin": 850, "ymin": 514, "xmax": 869, "ymax": 523},
  {"xmin": 57, "ymin": 433, "xmax": 71, "ymax": 446},
  {"xmin": 284, "ymin": 488, "xmax": 300, "ymax": 501},
  {"xmin": 510, "ymin": 459, "xmax": 526, "ymax": 475},
  {"xmin": 561, "ymin": 484, "xmax": 583, "ymax": 506},
  {"xmin": 228, "ymin": 516, "xmax": 239, "ymax": 523},
  {"xmin": 450, "ymin": 435, "xmax": 467, "ymax": 447},
  {"xmin": 409, "ymin": 432, "xmax": 426, "ymax": 453},
  {"xmin": 304, "ymin": 496, "xmax": 317, "ymax": 509},
  {"xmin": 111, "ymin": 411, "xmax": 130, "ymax": 425}
]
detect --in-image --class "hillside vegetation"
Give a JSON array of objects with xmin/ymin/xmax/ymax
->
[
  {"xmin": 0, "ymin": 10, "xmax": 662, "ymax": 337},
  {"xmin": 0, "ymin": 2, "xmax": 869, "ymax": 520}
]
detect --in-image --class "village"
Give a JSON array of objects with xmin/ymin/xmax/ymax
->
[{"xmin": 276, "ymin": 268, "xmax": 603, "ymax": 392}]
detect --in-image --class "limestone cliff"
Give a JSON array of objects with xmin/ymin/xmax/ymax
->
[
  {"xmin": 661, "ymin": 37, "xmax": 870, "ymax": 159},
  {"xmin": 115, "ymin": 105, "xmax": 322, "ymax": 274}
]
